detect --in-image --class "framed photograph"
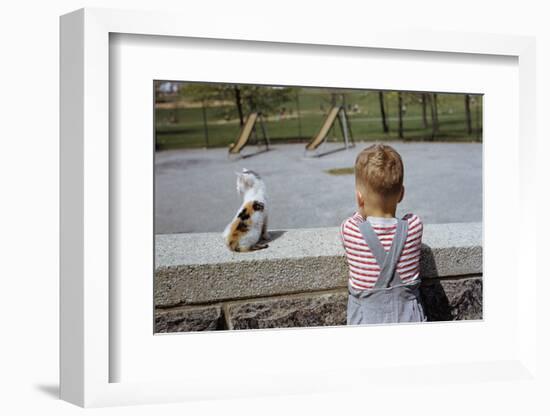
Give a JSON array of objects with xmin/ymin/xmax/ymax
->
[
  {"xmin": 152, "ymin": 80, "xmax": 484, "ymax": 333},
  {"xmin": 60, "ymin": 7, "xmax": 537, "ymax": 407}
]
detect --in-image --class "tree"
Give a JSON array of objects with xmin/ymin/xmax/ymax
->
[
  {"xmin": 180, "ymin": 83, "xmax": 242, "ymax": 124},
  {"xmin": 421, "ymin": 93, "xmax": 428, "ymax": 128},
  {"xmin": 464, "ymin": 94, "xmax": 472, "ymax": 135},
  {"xmin": 234, "ymin": 86, "xmax": 244, "ymax": 126},
  {"xmin": 433, "ymin": 93, "xmax": 439, "ymax": 128},
  {"xmin": 397, "ymin": 92, "xmax": 404, "ymax": 139},
  {"xmin": 429, "ymin": 93, "xmax": 439, "ymax": 140},
  {"xmin": 239, "ymin": 85, "xmax": 298, "ymax": 115},
  {"xmin": 378, "ymin": 91, "xmax": 389, "ymax": 133}
]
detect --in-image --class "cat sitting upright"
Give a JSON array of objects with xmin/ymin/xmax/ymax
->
[{"xmin": 223, "ymin": 168, "xmax": 269, "ymax": 252}]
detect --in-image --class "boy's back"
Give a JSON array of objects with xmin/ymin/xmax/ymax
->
[{"xmin": 340, "ymin": 212, "xmax": 423, "ymax": 291}]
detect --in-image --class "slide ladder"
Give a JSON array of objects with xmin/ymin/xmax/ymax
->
[{"xmin": 228, "ymin": 112, "xmax": 270, "ymax": 159}]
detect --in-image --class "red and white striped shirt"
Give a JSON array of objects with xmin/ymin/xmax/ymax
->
[{"xmin": 340, "ymin": 212, "xmax": 423, "ymax": 290}]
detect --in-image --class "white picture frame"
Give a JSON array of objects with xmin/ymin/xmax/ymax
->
[{"xmin": 60, "ymin": 7, "xmax": 538, "ymax": 408}]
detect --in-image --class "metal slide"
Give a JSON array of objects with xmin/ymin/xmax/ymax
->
[
  {"xmin": 305, "ymin": 107, "xmax": 341, "ymax": 151},
  {"xmin": 229, "ymin": 112, "xmax": 259, "ymax": 154}
]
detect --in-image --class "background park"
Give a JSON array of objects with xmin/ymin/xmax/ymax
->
[
  {"xmin": 155, "ymin": 82, "xmax": 482, "ymax": 150},
  {"xmin": 154, "ymin": 82, "xmax": 482, "ymax": 234}
]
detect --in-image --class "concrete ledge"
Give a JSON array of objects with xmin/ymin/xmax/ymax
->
[{"xmin": 155, "ymin": 222, "xmax": 482, "ymax": 307}]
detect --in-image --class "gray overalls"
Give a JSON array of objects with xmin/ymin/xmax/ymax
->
[{"xmin": 347, "ymin": 218, "xmax": 427, "ymax": 325}]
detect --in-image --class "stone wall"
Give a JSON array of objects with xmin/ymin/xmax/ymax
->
[{"xmin": 155, "ymin": 223, "xmax": 482, "ymax": 332}]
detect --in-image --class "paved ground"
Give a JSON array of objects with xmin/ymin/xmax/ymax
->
[{"xmin": 155, "ymin": 142, "xmax": 482, "ymax": 234}]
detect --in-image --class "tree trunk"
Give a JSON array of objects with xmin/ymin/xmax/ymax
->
[
  {"xmin": 398, "ymin": 92, "xmax": 404, "ymax": 139},
  {"xmin": 433, "ymin": 93, "xmax": 439, "ymax": 125},
  {"xmin": 421, "ymin": 93, "xmax": 428, "ymax": 128},
  {"xmin": 430, "ymin": 93, "xmax": 439, "ymax": 140},
  {"xmin": 464, "ymin": 94, "xmax": 472, "ymax": 135},
  {"xmin": 378, "ymin": 92, "xmax": 389, "ymax": 133},
  {"xmin": 234, "ymin": 86, "xmax": 244, "ymax": 126},
  {"xmin": 476, "ymin": 97, "xmax": 481, "ymax": 141}
]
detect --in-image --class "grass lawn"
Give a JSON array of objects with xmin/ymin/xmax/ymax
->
[
  {"xmin": 155, "ymin": 88, "xmax": 482, "ymax": 150},
  {"xmin": 325, "ymin": 167, "xmax": 355, "ymax": 175}
]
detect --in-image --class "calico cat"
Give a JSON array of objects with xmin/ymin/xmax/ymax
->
[{"xmin": 223, "ymin": 168, "xmax": 269, "ymax": 252}]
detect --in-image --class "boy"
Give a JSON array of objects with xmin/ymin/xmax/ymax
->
[{"xmin": 340, "ymin": 144, "xmax": 426, "ymax": 324}]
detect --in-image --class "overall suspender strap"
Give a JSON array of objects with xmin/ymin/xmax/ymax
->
[
  {"xmin": 357, "ymin": 220, "xmax": 387, "ymax": 266},
  {"xmin": 357, "ymin": 218, "xmax": 409, "ymax": 289}
]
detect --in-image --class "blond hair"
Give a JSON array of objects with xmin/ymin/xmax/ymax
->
[{"xmin": 355, "ymin": 144, "xmax": 404, "ymax": 196}]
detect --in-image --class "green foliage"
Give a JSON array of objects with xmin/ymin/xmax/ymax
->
[
  {"xmin": 178, "ymin": 82, "xmax": 298, "ymax": 116},
  {"xmin": 239, "ymin": 85, "xmax": 298, "ymax": 114},
  {"xmin": 179, "ymin": 83, "xmax": 299, "ymax": 113},
  {"xmin": 179, "ymin": 83, "xmax": 225, "ymax": 103},
  {"xmin": 155, "ymin": 84, "xmax": 483, "ymax": 150}
]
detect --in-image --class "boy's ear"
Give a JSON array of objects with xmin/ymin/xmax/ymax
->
[
  {"xmin": 355, "ymin": 189, "xmax": 364, "ymax": 207},
  {"xmin": 398, "ymin": 186, "xmax": 405, "ymax": 203}
]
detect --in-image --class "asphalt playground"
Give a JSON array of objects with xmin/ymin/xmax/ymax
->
[{"xmin": 154, "ymin": 142, "xmax": 482, "ymax": 234}]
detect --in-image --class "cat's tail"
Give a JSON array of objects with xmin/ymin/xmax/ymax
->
[{"xmin": 235, "ymin": 242, "xmax": 269, "ymax": 252}]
